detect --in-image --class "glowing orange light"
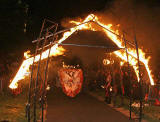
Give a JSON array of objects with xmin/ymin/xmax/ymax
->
[
  {"xmin": 9, "ymin": 14, "xmax": 154, "ymax": 89},
  {"xmin": 9, "ymin": 46, "xmax": 65, "ymax": 89}
]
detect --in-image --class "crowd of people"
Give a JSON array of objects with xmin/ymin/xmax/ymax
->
[
  {"xmin": 104, "ymin": 67, "xmax": 124, "ymax": 106},
  {"xmin": 0, "ymin": 52, "xmax": 160, "ymax": 105},
  {"xmin": 85, "ymin": 62, "xmax": 160, "ymax": 106}
]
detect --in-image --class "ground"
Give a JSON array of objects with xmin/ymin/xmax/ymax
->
[
  {"xmin": 0, "ymin": 92, "xmax": 27, "ymax": 122},
  {"xmin": 46, "ymin": 87, "xmax": 134, "ymax": 122},
  {"xmin": 88, "ymin": 88, "xmax": 160, "ymax": 122},
  {"xmin": 0, "ymin": 87, "xmax": 159, "ymax": 122}
]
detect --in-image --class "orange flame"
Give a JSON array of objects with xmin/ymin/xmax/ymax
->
[
  {"xmin": 70, "ymin": 14, "xmax": 154, "ymax": 85},
  {"xmin": 9, "ymin": 46, "xmax": 65, "ymax": 89},
  {"xmin": 9, "ymin": 14, "xmax": 154, "ymax": 89},
  {"xmin": 120, "ymin": 61, "xmax": 125, "ymax": 66},
  {"xmin": 9, "ymin": 14, "xmax": 96, "ymax": 89},
  {"xmin": 103, "ymin": 59, "xmax": 111, "ymax": 65},
  {"xmin": 24, "ymin": 50, "xmax": 31, "ymax": 59},
  {"xmin": 94, "ymin": 15, "xmax": 154, "ymax": 85}
]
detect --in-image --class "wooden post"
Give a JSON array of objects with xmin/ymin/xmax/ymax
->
[
  {"xmin": 123, "ymin": 32, "xmax": 132, "ymax": 119},
  {"xmin": 32, "ymin": 19, "xmax": 46, "ymax": 122}
]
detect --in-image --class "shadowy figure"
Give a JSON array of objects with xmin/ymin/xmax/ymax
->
[
  {"xmin": 112, "ymin": 68, "xmax": 124, "ymax": 107},
  {"xmin": 105, "ymin": 71, "xmax": 112, "ymax": 104}
]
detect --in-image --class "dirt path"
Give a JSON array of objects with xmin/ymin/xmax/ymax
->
[{"xmin": 46, "ymin": 88, "xmax": 134, "ymax": 122}]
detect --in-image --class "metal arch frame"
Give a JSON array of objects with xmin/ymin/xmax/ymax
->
[
  {"xmin": 26, "ymin": 18, "xmax": 143, "ymax": 122},
  {"xmin": 26, "ymin": 19, "xmax": 58, "ymax": 122}
]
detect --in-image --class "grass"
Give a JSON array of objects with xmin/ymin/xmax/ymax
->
[
  {"xmin": 0, "ymin": 91, "xmax": 28, "ymax": 122},
  {"xmin": 0, "ymin": 90, "xmax": 41, "ymax": 122},
  {"xmin": 90, "ymin": 88, "xmax": 160, "ymax": 122},
  {"xmin": 143, "ymin": 104, "xmax": 160, "ymax": 122}
]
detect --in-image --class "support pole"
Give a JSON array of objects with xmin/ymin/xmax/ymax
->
[
  {"xmin": 41, "ymin": 30, "xmax": 52, "ymax": 122},
  {"xmin": 134, "ymin": 35, "xmax": 143, "ymax": 122},
  {"xmin": 109, "ymin": 53, "xmax": 116, "ymax": 106},
  {"xmin": 33, "ymin": 21, "xmax": 48, "ymax": 122},
  {"xmin": 27, "ymin": 19, "xmax": 46, "ymax": 122},
  {"xmin": 123, "ymin": 33, "xmax": 132, "ymax": 119},
  {"xmin": 41, "ymin": 22, "xmax": 58, "ymax": 121}
]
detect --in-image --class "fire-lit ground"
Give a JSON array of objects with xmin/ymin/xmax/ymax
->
[
  {"xmin": 0, "ymin": 93, "xmax": 28, "ymax": 122},
  {"xmin": 46, "ymin": 87, "xmax": 134, "ymax": 122}
]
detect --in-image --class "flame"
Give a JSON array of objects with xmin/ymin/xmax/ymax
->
[
  {"xmin": 120, "ymin": 61, "xmax": 125, "ymax": 66},
  {"xmin": 95, "ymin": 17, "xmax": 154, "ymax": 85},
  {"xmin": 9, "ymin": 46, "xmax": 65, "ymax": 89},
  {"xmin": 9, "ymin": 14, "xmax": 154, "ymax": 89},
  {"xmin": 103, "ymin": 59, "xmax": 111, "ymax": 65},
  {"xmin": 24, "ymin": 50, "xmax": 31, "ymax": 59},
  {"xmin": 9, "ymin": 15, "xmax": 95, "ymax": 89},
  {"xmin": 70, "ymin": 14, "xmax": 154, "ymax": 85}
]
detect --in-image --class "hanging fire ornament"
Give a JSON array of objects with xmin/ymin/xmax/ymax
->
[{"xmin": 58, "ymin": 68, "xmax": 83, "ymax": 97}]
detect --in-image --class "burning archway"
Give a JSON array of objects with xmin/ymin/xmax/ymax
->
[{"xmin": 9, "ymin": 14, "xmax": 154, "ymax": 90}]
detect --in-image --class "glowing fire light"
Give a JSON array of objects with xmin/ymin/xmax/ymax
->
[
  {"xmin": 120, "ymin": 61, "xmax": 125, "ymax": 66},
  {"xmin": 9, "ymin": 46, "xmax": 65, "ymax": 89},
  {"xmin": 9, "ymin": 14, "xmax": 154, "ymax": 89},
  {"xmin": 103, "ymin": 59, "xmax": 111, "ymax": 65},
  {"xmin": 24, "ymin": 50, "xmax": 31, "ymax": 59}
]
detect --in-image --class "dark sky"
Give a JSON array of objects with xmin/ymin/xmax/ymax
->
[
  {"xmin": 1, "ymin": 0, "xmax": 159, "ymax": 52},
  {"xmin": 1, "ymin": 0, "xmax": 160, "ymax": 77},
  {"xmin": 0, "ymin": 0, "xmax": 110, "ymax": 53}
]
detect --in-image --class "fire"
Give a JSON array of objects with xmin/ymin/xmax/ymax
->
[
  {"xmin": 87, "ymin": 15, "xmax": 154, "ymax": 85},
  {"xmin": 103, "ymin": 59, "xmax": 111, "ymax": 65},
  {"xmin": 120, "ymin": 61, "xmax": 125, "ymax": 66},
  {"xmin": 9, "ymin": 14, "xmax": 96, "ymax": 89},
  {"xmin": 9, "ymin": 46, "xmax": 65, "ymax": 89},
  {"xmin": 24, "ymin": 50, "xmax": 31, "ymax": 59},
  {"xmin": 9, "ymin": 14, "xmax": 154, "ymax": 89}
]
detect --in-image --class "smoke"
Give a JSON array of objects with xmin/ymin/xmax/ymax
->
[
  {"xmin": 94, "ymin": 0, "xmax": 160, "ymax": 77},
  {"xmin": 59, "ymin": 0, "xmax": 160, "ymax": 78},
  {"xmin": 62, "ymin": 30, "xmax": 118, "ymax": 67}
]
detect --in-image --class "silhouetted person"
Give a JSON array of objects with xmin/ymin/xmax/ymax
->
[
  {"xmin": 112, "ymin": 69, "xmax": 124, "ymax": 107},
  {"xmin": 105, "ymin": 71, "xmax": 112, "ymax": 104}
]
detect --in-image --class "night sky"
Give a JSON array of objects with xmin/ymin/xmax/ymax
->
[
  {"xmin": 1, "ymin": 0, "xmax": 159, "ymax": 51},
  {"xmin": 0, "ymin": 0, "xmax": 109, "ymax": 52},
  {"xmin": 1, "ymin": 0, "xmax": 160, "ymax": 76}
]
